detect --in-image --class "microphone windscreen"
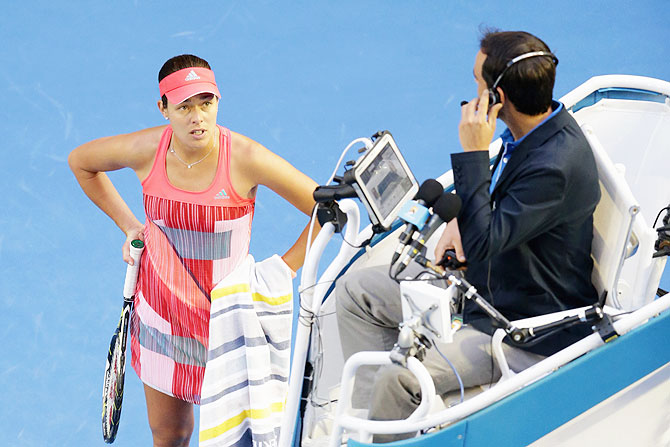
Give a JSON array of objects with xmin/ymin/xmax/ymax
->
[
  {"xmin": 415, "ymin": 179, "xmax": 443, "ymax": 206},
  {"xmin": 432, "ymin": 193, "xmax": 462, "ymax": 222}
]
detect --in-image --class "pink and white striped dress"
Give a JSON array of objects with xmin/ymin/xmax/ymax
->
[{"xmin": 130, "ymin": 125, "xmax": 255, "ymax": 404}]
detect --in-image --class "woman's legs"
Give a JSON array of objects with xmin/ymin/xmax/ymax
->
[{"xmin": 143, "ymin": 384, "xmax": 194, "ymax": 447}]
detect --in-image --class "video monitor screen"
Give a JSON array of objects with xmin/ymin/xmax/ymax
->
[{"xmin": 359, "ymin": 142, "xmax": 415, "ymax": 223}]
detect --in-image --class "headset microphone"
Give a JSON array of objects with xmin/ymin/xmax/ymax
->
[
  {"xmin": 394, "ymin": 192, "xmax": 462, "ymax": 277},
  {"xmin": 391, "ymin": 179, "xmax": 443, "ymax": 265}
]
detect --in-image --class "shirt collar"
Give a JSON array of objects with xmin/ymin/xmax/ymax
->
[{"xmin": 500, "ymin": 101, "xmax": 563, "ymax": 149}]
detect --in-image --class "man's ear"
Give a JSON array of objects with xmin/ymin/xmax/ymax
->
[
  {"xmin": 496, "ymin": 87, "xmax": 505, "ymax": 106},
  {"xmin": 157, "ymin": 100, "xmax": 168, "ymax": 120}
]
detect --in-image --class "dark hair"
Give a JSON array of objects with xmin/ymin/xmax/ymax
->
[
  {"xmin": 158, "ymin": 54, "xmax": 212, "ymax": 107},
  {"xmin": 479, "ymin": 29, "xmax": 556, "ymax": 115}
]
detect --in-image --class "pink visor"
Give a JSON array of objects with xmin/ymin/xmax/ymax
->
[{"xmin": 159, "ymin": 67, "xmax": 221, "ymax": 104}]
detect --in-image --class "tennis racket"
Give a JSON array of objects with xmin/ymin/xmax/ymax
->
[{"xmin": 102, "ymin": 239, "xmax": 144, "ymax": 443}]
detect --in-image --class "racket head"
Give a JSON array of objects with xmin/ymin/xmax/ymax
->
[
  {"xmin": 102, "ymin": 239, "xmax": 143, "ymax": 443},
  {"xmin": 101, "ymin": 302, "xmax": 131, "ymax": 443}
]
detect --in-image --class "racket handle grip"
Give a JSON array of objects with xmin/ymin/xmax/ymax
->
[{"xmin": 123, "ymin": 239, "xmax": 145, "ymax": 299}]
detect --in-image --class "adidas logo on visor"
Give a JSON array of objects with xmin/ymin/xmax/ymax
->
[{"xmin": 184, "ymin": 70, "xmax": 201, "ymax": 81}]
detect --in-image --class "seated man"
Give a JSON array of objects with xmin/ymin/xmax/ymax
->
[{"xmin": 336, "ymin": 29, "xmax": 601, "ymax": 442}]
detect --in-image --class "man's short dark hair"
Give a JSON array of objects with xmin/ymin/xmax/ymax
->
[{"xmin": 480, "ymin": 29, "xmax": 556, "ymax": 116}]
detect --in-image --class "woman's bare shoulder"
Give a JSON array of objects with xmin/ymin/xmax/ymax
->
[
  {"xmin": 69, "ymin": 125, "xmax": 168, "ymax": 176},
  {"xmin": 127, "ymin": 125, "xmax": 166, "ymax": 152},
  {"xmin": 230, "ymin": 129, "xmax": 259, "ymax": 152},
  {"xmin": 230, "ymin": 130, "xmax": 269, "ymax": 168},
  {"xmin": 117, "ymin": 125, "xmax": 167, "ymax": 172}
]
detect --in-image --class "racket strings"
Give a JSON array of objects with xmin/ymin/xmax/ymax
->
[{"xmin": 102, "ymin": 316, "xmax": 129, "ymax": 441}]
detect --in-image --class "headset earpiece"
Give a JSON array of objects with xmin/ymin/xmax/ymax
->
[{"xmin": 488, "ymin": 87, "xmax": 500, "ymax": 107}]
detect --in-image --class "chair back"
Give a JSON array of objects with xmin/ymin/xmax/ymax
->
[{"xmin": 583, "ymin": 125, "xmax": 663, "ymax": 310}]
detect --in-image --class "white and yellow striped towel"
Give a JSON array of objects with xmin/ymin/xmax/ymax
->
[{"xmin": 200, "ymin": 254, "xmax": 293, "ymax": 447}]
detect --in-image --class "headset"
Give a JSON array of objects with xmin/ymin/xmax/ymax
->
[{"xmin": 488, "ymin": 50, "xmax": 559, "ymax": 106}]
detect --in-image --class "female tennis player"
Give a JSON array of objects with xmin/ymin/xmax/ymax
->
[{"xmin": 69, "ymin": 54, "xmax": 319, "ymax": 446}]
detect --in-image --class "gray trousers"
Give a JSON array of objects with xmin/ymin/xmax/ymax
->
[{"xmin": 335, "ymin": 265, "xmax": 545, "ymax": 442}]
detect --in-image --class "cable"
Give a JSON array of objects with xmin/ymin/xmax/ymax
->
[
  {"xmin": 296, "ymin": 279, "xmax": 336, "ymax": 327},
  {"xmin": 303, "ymin": 137, "xmax": 372, "ymax": 279},
  {"xmin": 302, "ymin": 289, "xmax": 341, "ymax": 411},
  {"xmin": 325, "ymin": 137, "xmax": 373, "ymax": 185},
  {"xmin": 298, "ymin": 137, "xmax": 374, "ymax": 422},
  {"xmin": 309, "ymin": 398, "xmax": 338, "ymax": 408},
  {"xmin": 389, "ymin": 261, "xmax": 446, "ymax": 283},
  {"xmin": 653, "ymin": 205, "xmax": 670, "ymax": 227},
  {"xmin": 338, "ymin": 230, "xmax": 370, "ymax": 249},
  {"xmin": 432, "ymin": 342, "xmax": 465, "ymax": 404},
  {"xmin": 297, "ymin": 277, "xmax": 335, "ymax": 296},
  {"xmin": 410, "ymin": 270, "xmax": 444, "ymax": 281},
  {"xmin": 388, "ymin": 262, "xmax": 397, "ymax": 282}
]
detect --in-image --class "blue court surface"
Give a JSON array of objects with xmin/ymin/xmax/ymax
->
[{"xmin": 1, "ymin": 1, "xmax": 668, "ymax": 446}]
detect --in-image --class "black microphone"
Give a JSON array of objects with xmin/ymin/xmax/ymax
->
[
  {"xmin": 391, "ymin": 179, "xmax": 444, "ymax": 265},
  {"xmin": 394, "ymin": 192, "xmax": 462, "ymax": 276}
]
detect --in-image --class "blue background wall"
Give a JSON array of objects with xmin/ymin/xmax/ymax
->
[{"xmin": 1, "ymin": 1, "xmax": 668, "ymax": 445}]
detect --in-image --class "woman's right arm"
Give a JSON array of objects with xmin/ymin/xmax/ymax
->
[{"xmin": 68, "ymin": 126, "xmax": 163, "ymax": 264}]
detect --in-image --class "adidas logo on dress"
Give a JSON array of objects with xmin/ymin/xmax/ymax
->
[
  {"xmin": 185, "ymin": 70, "xmax": 201, "ymax": 81},
  {"xmin": 214, "ymin": 188, "xmax": 229, "ymax": 200}
]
